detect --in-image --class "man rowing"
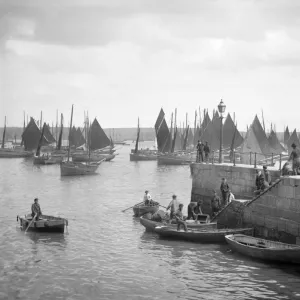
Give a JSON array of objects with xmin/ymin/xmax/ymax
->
[
  {"xmin": 143, "ymin": 190, "xmax": 153, "ymax": 206},
  {"xmin": 175, "ymin": 203, "xmax": 188, "ymax": 232},
  {"xmin": 166, "ymin": 194, "xmax": 179, "ymax": 219},
  {"xmin": 31, "ymin": 198, "xmax": 42, "ymax": 220}
]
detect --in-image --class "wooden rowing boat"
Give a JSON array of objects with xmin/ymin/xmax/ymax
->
[
  {"xmin": 140, "ymin": 216, "xmax": 217, "ymax": 232},
  {"xmin": 17, "ymin": 214, "xmax": 68, "ymax": 233},
  {"xmin": 154, "ymin": 227, "xmax": 253, "ymax": 243},
  {"xmin": 133, "ymin": 203, "xmax": 159, "ymax": 217},
  {"xmin": 225, "ymin": 234, "xmax": 300, "ymax": 264},
  {"xmin": 60, "ymin": 160, "xmax": 104, "ymax": 176},
  {"xmin": 130, "ymin": 153, "xmax": 158, "ymax": 161}
]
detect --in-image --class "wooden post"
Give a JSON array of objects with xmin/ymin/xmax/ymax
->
[
  {"xmin": 250, "ymin": 152, "xmax": 252, "ymax": 165},
  {"xmin": 254, "ymin": 152, "xmax": 257, "ymax": 168},
  {"xmin": 233, "ymin": 150, "xmax": 236, "ymax": 166},
  {"xmin": 279, "ymin": 153, "xmax": 282, "ymax": 171},
  {"xmin": 212, "ymin": 151, "xmax": 214, "ymax": 164}
]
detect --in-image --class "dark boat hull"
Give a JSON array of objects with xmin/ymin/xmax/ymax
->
[
  {"xmin": 130, "ymin": 153, "xmax": 157, "ymax": 161},
  {"xmin": 154, "ymin": 227, "xmax": 253, "ymax": 243},
  {"xmin": 18, "ymin": 214, "xmax": 67, "ymax": 233},
  {"xmin": 140, "ymin": 216, "xmax": 217, "ymax": 232},
  {"xmin": 225, "ymin": 234, "xmax": 300, "ymax": 264},
  {"xmin": 133, "ymin": 205, "xmax": 159, "ymax": 217}
]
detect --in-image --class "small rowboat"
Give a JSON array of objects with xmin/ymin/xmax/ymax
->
[
  {"xmin": 17, "ymin": 214, "xmax": 68, "ymax": 233},
  {"xmin": 140, "ymin": 216, "xmax": 217, "ymax": 232},
  {"xmin": 133, "ymin": 203, "xmax": 159, "ymax": 217},
  {"xmin": 225, "ymin": 234, "xmax": 300, "ymax": 264},
  {"xmin": 129, "ymin": 153, "xmax": 158, "ymax": 161},
  {"xmin": 154, "ymin": 226, "xmax": 253, "ymax": 243}
]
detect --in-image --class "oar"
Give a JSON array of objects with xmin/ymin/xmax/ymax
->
[
  {"xmin": 159, "ymin": 204, "xmax": 167, "ymax": 209},
  {"xmin": 122, "ymin": 201, "xmax": 144, "ymax": 213},
  {"xmin": 25, "ymin": 214, "xmax": 37, "ymax": 234}
]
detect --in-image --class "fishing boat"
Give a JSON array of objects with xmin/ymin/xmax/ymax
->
[
  {"xmin": 0, "ymin": 116, "xmax": 33, "ymax": 158},
  {"xmin": 225, "ymin": 234, "xmax": 300, "ymax": 264},
  {"xmin": 72, "ymin": 152, "xmax": 117, "ymax": 162},
  {"xmin": 140, "ymin": 216, "xmax": 217, "ymax": 232},
  {"xmin": 17, "ymin": 214, "xmax": 68, "ymax": 233},
  {"xmin": 133, "ymin": 203, "xmax": 160, "ymax": 217},
  {"xmin": 154, "ymin": 227, "xmax": 253, "ymax": 243},
  {"xmin": 60, "ymin": 160, "xmax": 104, "ymax": 176},
  {"xmin": 129, "ymin": 118, "xmax": 158, "ymax": 161},
  {"xmin": 157, "ymin": 152, "xmax": 194, "ymax": 165}
]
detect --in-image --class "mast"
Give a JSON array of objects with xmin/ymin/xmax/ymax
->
[
  {"xmin": 67, "ymin": 105, "xmax": 74, "ymax": 162},
  {"xmin": 55, "ymin": 110, "xmax": 58, "ymax": 147},
  {"xmin": 40, "ymin": 111, "xmax": 43, "ymax": 131},
  {"xmin": 134, "ymin": 118, "xmax": 140, "ymax": 153},
  {"xmin": 57, "ymin": 113, "xmax": 63, "ymax": 150},
  {"xmin": 261, "ymin": 109, "xmax": 266, "ymax": 133},
  {"xmin": 23, "ymin": 111, "xmax": 26, "ymax": 133},
  {"xmin": 168, "ymin": 113, "xmax": 173, "ymax": 153},
  {"xmin": 2, "ymin": 116, "xmax": 6, "ymax": 148},
  {"xmin": 193, "ymin": 110, "xmax": 197, "ymax": 147}
]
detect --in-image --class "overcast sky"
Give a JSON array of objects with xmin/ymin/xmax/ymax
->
[{"xmin": 1, "ymin": 0, "xmax": 300, "ymax": 131}]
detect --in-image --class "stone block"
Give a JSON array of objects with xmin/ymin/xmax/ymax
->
[
  {"xmin": 251, "ymin": 215, "xmax": 265, "ymax": 226},
  {"xmin": 277, "ymin": 218, "xmax": 287, "ymax": 232},
  {"xmin": 264, "ymin": 217, "xmax": 278, "ymax": 229},
  {"xmin": 290, "ymin": 199, "xmax": 300, "ymax": 211},
  {"xmin": 297, "ymin": 237, "xmax": 300, "ymax": 245},
  {"xmin": 278, "ymin": 185, "xmax": 295, "ymax": 199},
  {"xmin": 278, "ymin": 209, "xmax": 300, "ymax": 222},
  {"xmin": 295, "ymin": 186, "xmax": 300, "ymax": 199},
  {"xmin": 253, "ymin": 204, "xmax": 272, "ymax": 217},
  {"xmin": 285, "ymin": 221, "xmax": 300, "ymax": 237},
  {"xmin": 276, "ymin": 198, "xmax": 291, "ymax": 211}
]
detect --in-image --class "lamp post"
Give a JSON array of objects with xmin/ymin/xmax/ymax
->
[{"xmin": 218, "ymin": 99, "xmax": 226, "ymax": 163}]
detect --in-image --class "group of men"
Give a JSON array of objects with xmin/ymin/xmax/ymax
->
[
  {"xmin": 255, "ymin": 165, "xmax": 272, "ymax": 194},
  {"xmin": 196, "ymin": 141, "xmax": 210, "ymax": 163}
]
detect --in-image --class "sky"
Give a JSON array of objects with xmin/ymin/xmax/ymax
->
[{"xmin": 1, "ymin": 0, "xmax": 300, "ymax": 131}]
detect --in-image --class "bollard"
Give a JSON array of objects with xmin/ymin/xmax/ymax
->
[
  {"xmin": 250, "ymin": 152, "xmax": 252, "ymax": 165},
  {"xmin": 279, "ymin": 153, "xmax": 282, "ymax": 171},
  {"xmin": 254, "ymin": 152, "xmax": 257, "ymax": 169}
]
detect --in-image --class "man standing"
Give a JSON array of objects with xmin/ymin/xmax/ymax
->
[
  {"xmin": 175, "ymin": 203, "xmax": 188, "ymax": 232},
  {"xmin": 166, "ymin": 194, "xmax": 179, "ymax": 219},
  {"xmin": 192, "ymin": 201, "xmax": 203, "ymax": 221},
  {"xmin": 211, "ymin": 190, "xmax": 221, "ymax": 216},
  {"xmin": 203, "ymin": 141, "xmax": 210, "ymax": 163},
  {"xmin": 220, "ymin": 178, "xmax": 230, "ymax": 207},
  {"xmin": 263, "ymin": 165, "xmax": 271, "ymax": 186},
  {"xmin": 143, "ymin": 190, "xmax": 152, "ymax": 205},
  {"xmin": 196, "ymin": 140, "xmax": 204, "ymax": 162},
  {"xmin": 289, "ymin": 143, "xmax": 300, "ymax": 175},
  {"xmin": 31, "ymin": 198, "xmax": 42, "ymax": 220},
  {"xmin": 228, "ymin": 189, "xmax": 235, "ymax": 203}
]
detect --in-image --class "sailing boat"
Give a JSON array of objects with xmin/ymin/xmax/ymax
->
[
  {"xmin": 130, "ymin": 118, "xmax": 157, "ymax": 161},
  {"xmin": 72, "ymin": 118, "xmax": 116, "ymax": 162},
  {"xmin": 0, "ymin": 116, "xmax": 33, "ymax": 158},
  {"xmin": 60, "ymin": 106, "xmax": 105, "ymax": 176},
  {"xmin": 33, "ymin": 123, "xmax": 63, "ymax": 165}
]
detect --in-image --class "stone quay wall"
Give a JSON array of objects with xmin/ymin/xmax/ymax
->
[
  {"xmin": 190, "ymin": 162, "xmax": 281, "ymax": 215},
  {"xmin": 190, "ymin": 162, "xmax": 300, "ymax": 244}
]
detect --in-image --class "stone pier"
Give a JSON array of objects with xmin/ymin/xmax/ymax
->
[{"xmin": 190, "ymin": 162, "xmax": 300, "ymax": 244}]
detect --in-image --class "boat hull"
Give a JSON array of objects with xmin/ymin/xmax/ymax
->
[
  {"xmin": 0, "ymin": 149, "xmax": 33, "ymax": 158},
  {"xmin": 33, "ymin": 155, "xmax": 63, "ymax": 165},
  {"xmin": 18, "ymin": 214, "xmax": 66, "ymax": 233},
  {"xmin": 225, "ymin": 234, "xmax": 300, "ymax": 264},
  {"xmin": 130, "ymin": 153, "xmax": 157, "ymax": 161},
  {"xmin": 154, "ymin": 227, "xmax": 253, "ymax": 243},
  {"xmin": 133, "ymin": 205, "xmax": 159, "ymax": 217},
  {"xmin": 140, "ymin": 216, "xmax": 217, "ymax": 232},
  {"xmin": 60, "ymin": 161, "xmax": 101, "ymax": 176},
  {"xmin": 157, "ymin": 155, "xmax": 193, "ymax": 165},
  {"xmin": 72, "ymin": 153, "xmax": 116, "ymax": 162}
]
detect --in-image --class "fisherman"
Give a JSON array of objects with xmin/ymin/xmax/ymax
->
[
  {"xmin": 175, "ymin": 203, "xmax": 188, "ymax": 232},
  {"xmin": 143, "ymin": 190, "xmax": 152, "ymax": 206},
  {"xmin": 187, "ymin": 201, "xmax": 197, "ymax": 219},
  {"xmin": 211, "ymin": 190, "xmax": 221, "ymax": 216},
  {"xmin": 204, "ymin": 141, "xmax": 210, "ymax": 163},
  {"xmin": 196, "ymin": 140, "xmax": 204, "ymax": 163},
  {"xmin": 220, "ymin": 178, "xmax": 230, "ymax": 207},
  {"xmin": 31, "ymin": 198, "xmax": 42, "ymax": 220},
  {"xmin": 289, "ymin": 143, "xmax": 300, "ymax": 175},
  {"xmin": 192, "ymin": 200, "xmax": 203, "ymax": 221},
  {"xmin": 166, "ymin": 194, "xmax": 179, "ymax": 219},
  {"xmin": 255, "ymin": 169, "xmax": 261, "ymax": 190},
  {"xmin": 263, "ymin": 165, "xmax": 271, "ymax": 186}
]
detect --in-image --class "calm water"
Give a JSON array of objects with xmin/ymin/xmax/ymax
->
[{"xmin": 1, "ymin": 143, "xmax": 300, "ymax": 300}]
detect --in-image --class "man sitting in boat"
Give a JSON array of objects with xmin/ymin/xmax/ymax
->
[
  {"xmin": 31, "ymin": 198, "xmax": 42, "ymax": 220},
  {"xmin": 192, "ymin": 201, "xmax": 203, "ymax": 220},
  {"xmin": 175, "ymin": 204, "xmax": 188, "ymax": 232},
  {"xmin": 143, "ymin": 190, "xmax": 153, "ymax": 206},
  {"xmin": 166, "ymin": 194, "xmax": 179, "ymax": 219},
  {"xmin": 211, "ymin": 190, "xmax": 221, "ymax": 217}
]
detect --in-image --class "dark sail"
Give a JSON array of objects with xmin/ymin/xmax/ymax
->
[
  {"xmin": 44, "ymin": 124, "xmax": 56, "ymax": 143},
  {"xmin": 76, "ymin": 127, "xmax": 85, "ymax": 147},
  {"xmin": 36, "ymin": 123, "xmax": 46, "ymax": 156},
  {"xmin": 57, "ymin": 114, "xmax": 63, "ymax": 150},
  {"xmin": 1, "ymin": 117, "xmax": 6, "ymax": 149},
  {"xmin": 183, "ymin": 126, "xmax": 189, "ymax": 150},
  {"xmin": 154, "ymin": 109, "xmax": 170, "ymax": 153},
  {"xmin": 22, "ymin": 117, "xmax": 49, "ymax": 151},
  {"xmin": 134, "ymin": 118, "xmax": 140, "ymax": 153},
  {"xmin": 171, "ymin": 127, "xmax": 177, "ymax": 153},
  {"xmin": 90, "ymin": 118, "xmax": 111, "ymax": 150}
]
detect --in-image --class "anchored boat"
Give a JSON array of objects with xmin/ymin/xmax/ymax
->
[
  {"xmin": 133, "ymin": 203, "xmax": 160, "ymax": 217},
  {"xmin": 140, "ymin": 216, "xmax": 217, "ymax": 232},
  {"xmin": 17, "ymin": 214, "xmax": 68, "ymax": 233},
  {"xmin": 154, "ymin": 227, "xmax": 253, "ymax": 243},
  {"xmin": 225, "ymin": 234, "xmax": 300, "ymax": 264}
]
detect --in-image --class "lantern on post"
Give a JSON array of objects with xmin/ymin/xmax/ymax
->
[{"xmin": 217, "ymin": 99, "xmax": 226, "ymax": 163}]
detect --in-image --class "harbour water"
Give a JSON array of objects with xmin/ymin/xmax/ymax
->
[{"xmin": 1, "ymin": 143, "xmax": 300, "ymax": 300}]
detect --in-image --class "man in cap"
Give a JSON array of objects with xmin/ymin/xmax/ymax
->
[
  {"xmin": 211, "ymin": 190, "xmax": 221, "ymax": 216},
  {"xmin": 203, "ymin": 141, "xmax": 210, "ymax": 163},
  {"xmin": 175, "ymin": 203, "xmax": 188, "ymax": 231},
  {"xmin": 220, "ymin": 178, "xmax": 230, "ymax": 207},
  {"xmin": 196, "ymin": 140, "xmax": 204, "ymax": 163},
  {"xmin": 143, "ymin": 190, "xmax": 152, "ymax": 205},
  {"xmin": 166, "ymin": 194, "xmax": 179, "ymax": 219},
  {"xmin": 289, "ymin": 143, "xmax": 300, "ymax": 175},
  {"xmin": 31, "ymin": 198, "xmax": 42, "ymax": 220},
  {"xmin": 263, "ymin": 165, "xmax": 271, "ymax": 186}
]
